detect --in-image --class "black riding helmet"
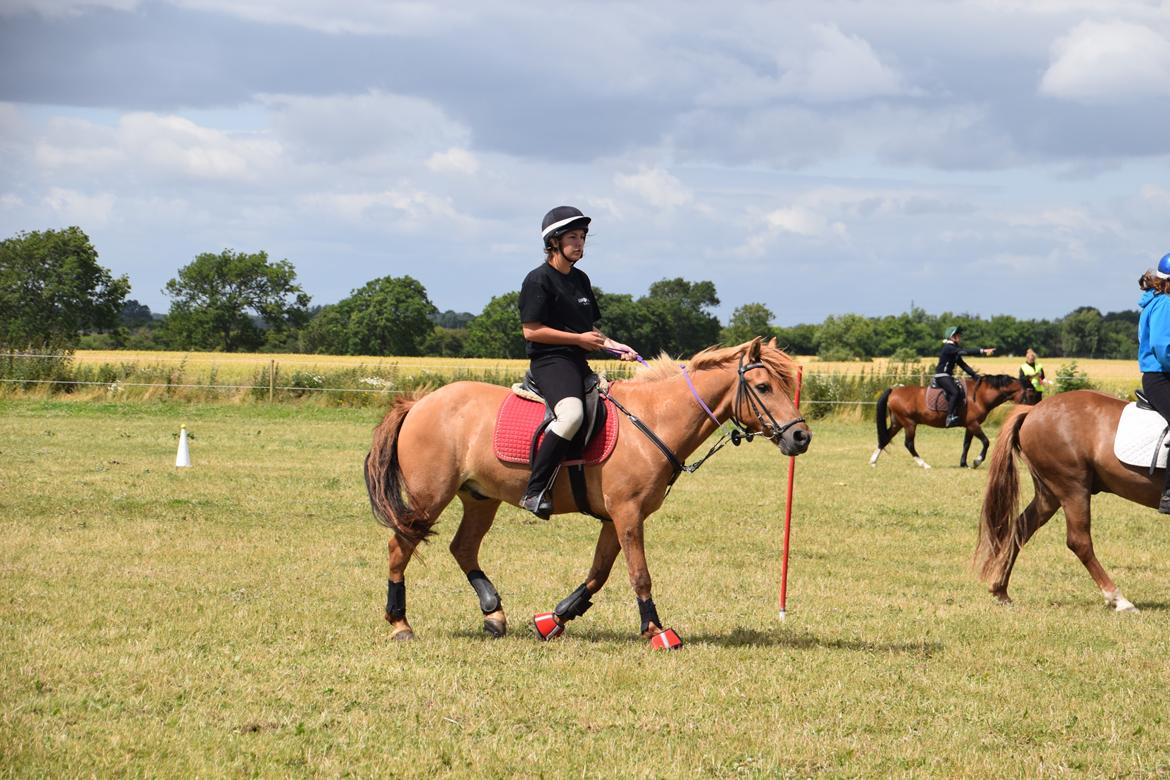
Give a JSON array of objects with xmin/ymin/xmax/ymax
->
[{"xmin": 541, "ymin": 206, "xmax": 591, "ymax": 250}]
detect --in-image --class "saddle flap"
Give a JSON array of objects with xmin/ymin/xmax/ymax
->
[
  {"xmin": 493, "ymin": 394, "xmax": 619, "ymax": 466},
  {"xmin": 1114, "ymin": 402, "xmax": 1170, "ymax": 470}
]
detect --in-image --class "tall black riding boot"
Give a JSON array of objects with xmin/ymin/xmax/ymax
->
[
  {"xmin": 520, "ymin": 431, "xmax": 571, "ymax": 520},
  {"xmin": 1159, "ymin": 468, "xmax": 1170, "ymax": 514},
  {"xmin": 945, "ymin": 393, "xmax": 962, "ymax": 428}
]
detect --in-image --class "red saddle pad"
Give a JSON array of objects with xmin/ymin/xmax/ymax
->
[{"xmin": 493, "ymin": 394, "xmax": 619, "ymax": 466}]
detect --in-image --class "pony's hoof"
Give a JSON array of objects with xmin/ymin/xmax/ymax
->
[
  {"xmin": 972, "ymin": 457, "xmax": 984, "ymax": 469},
  {"xmin": 649, "ymin": 628, "xmax": 684, "ymax": 651},
  {"xmin": 390, "ymin": 629, "xmax": 415, "ymax": 641},
  {"xmin": 532, "ymin": 612, "xmax": 564, "ymax": 641},
  {"xmin": 483, "ymin": 618, "xmax": 506, "ymax": 638}
]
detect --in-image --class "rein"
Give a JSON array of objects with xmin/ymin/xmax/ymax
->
[{"xmin": 601, "ymin": 349, "xmax": 805, "ymax": 484}]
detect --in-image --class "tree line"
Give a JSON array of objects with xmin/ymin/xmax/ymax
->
[{"xmin": 0, "ymin": 226, "xmax": 1140, "ymax": 360}]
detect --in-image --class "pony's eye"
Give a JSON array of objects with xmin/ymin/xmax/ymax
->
[{"xmin": 755, "ymin": 383, "xmax": 770, "ymax": 393}]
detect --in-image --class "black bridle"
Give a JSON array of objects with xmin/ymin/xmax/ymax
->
[
  {"xmin": 731, "ymin": 354, "xmax": 806, "ymax": 446},
  {"xmin": 601, "ymin": 353, "xmax": 806, "ymax": 484}
]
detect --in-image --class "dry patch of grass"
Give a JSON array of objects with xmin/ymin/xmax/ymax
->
[{"xmin": 2, "ymin": 400, "xmax": 1169, "ymax": 776}]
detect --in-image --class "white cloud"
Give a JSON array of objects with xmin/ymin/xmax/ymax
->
[
  {"xmin": 776, "ymin": 23, "xmax": 909, "ymax": 102},
  {"xmin": 119, "ymin": 113, "xmax": 282, "ymax": 181},
  {"xmin": 1040, "ymin": 20, "xmax": 1170, "ymax": 101},
  {"xmin": 42, "ymin": 187, "xmax": 115, "ymax": 226},
  {"xmin": 614, "ymin": 167, "xmax": 693, "ymax": 208},
  {"xmin": 264, "ymin": 91, "xmax": 470, "ymax": 164},
  {"xmin": 764, "ymin": 206, "xmax": 846, "ymax": 239},
  {"xmin": 168, "ymin": 0, "xmax": 461, "ymax": 35},
  {"xmin": 27, "ymin": 112, "xmax": 283, "ymax": 182},
  {"xmin": 302, "ymin": 188, "xmax": 463, "ymax": 229},
  {"xmin": 1140, "ymin": 184, "xmax": 1170, "ymax": 213},
  {"xmin": 0, "ymin": 0, "xmax": 138, "ymax": 17},
  {"xmin": 0, "ymin": 193, "xmax": 25, "ymax": 209},
  {"xmin": 426, "ymin": 147, "xmax": 479, "ymax": 175}
]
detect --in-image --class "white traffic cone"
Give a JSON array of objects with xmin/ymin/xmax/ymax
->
[{"xmin": 175, "ymin": 424, "xmax": 191, "ymax": 468}]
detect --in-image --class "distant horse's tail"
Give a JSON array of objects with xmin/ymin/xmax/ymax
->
[
  {"xmin": 364, "ymin": 390, "xmax": 436, "ymax": 547},
  {"xmin": 973, "ymin": 405, "xmax": 1031, "ymax": 582},
  {"xmin": 875, "ymin": 388, "xmax": 893, "ymax": 449}
]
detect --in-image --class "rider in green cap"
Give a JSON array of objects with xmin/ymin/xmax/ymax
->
[{"xmin": 935, "ymin": 326, "xmax": 996, "ymax": 427}]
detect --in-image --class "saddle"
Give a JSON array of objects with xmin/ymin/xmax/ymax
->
[
  {"xmin": 492, "ymin": 372, "xmax": 618, "ymax": 467},
  {"xmin": 925, "ymin": 377, "xmax": 966, "ymax": 415},
  {"xmin": 1114, "ymin": 390, "xmax": 1170, "ymax": 473}
]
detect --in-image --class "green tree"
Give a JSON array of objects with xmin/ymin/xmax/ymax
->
[
  {"xmin": 422, "ymin": 326, "xmax": 467, "ymax": 357},
  {"xmin": 0, "ymin": 226, "xmax": 129, "ymax": 348},
  {"xmin": 595, "ymin": 290, "xmax": 655, "ymax": 356},
  {"xmin": 118, "ymin": 299, "xmax": 155, "ymax": 328},
  {"xmin": 464, "ymin": 292, "xmax": 526, "ymax": 358},
  {"xmin": 337, "ymin": 276, "xmax": 437, "ymax": 356},
  {"xmin": 300, "ymin": 304, "xmax": 347, "ymax": 354},
  {"xmin": 1061, "ymin": 306, "xmax": 1103, "ymax": 358},
  {"xmin": 816, "ymin": 313, "xmax": 879, "ymax": 360},
  {"xmin": 164, "ymin": 249, "xmax": 310, "ymax": 351},
  {"xmin": 773, "ymin": 323, "xmax": 818, "ymax": 355},
  {"xmin": 640, "ymin": 278, "xmax": 721, "ymax": 357},
  {"xmin": 721, "ymin": 303, "xmax": 777, "ymax": 345}
]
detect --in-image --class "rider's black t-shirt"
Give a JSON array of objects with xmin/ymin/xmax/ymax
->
[{"xmin": 518, "ymin": 263, "xmax": 601, "ymax": 358}]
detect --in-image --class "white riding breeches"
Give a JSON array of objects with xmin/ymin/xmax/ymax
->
[{"xmin": 548, "ymin": 397, "xmax": 585, "ymax": 439}]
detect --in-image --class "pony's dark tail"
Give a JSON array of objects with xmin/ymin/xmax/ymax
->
[
  {"xmin": 973, "ymin": 405, "xmax": 1030, "ymax": 583},
  {"xmin": 364, "ymin": 390, "xmax": 436, "ymax": 547},
  {"xmin": 875, "ymin": 388, "xmax": 893, "ymax": 449}
]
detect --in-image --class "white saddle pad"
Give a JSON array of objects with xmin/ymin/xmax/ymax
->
[{"xmin": 1114, "ymin": 403, "xmax": 1170, "ymax": 470}]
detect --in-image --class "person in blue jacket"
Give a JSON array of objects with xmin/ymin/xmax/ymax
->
[{"xmin": 1137, "ymin": 251, "xmax": 1170, "ymax": 512}]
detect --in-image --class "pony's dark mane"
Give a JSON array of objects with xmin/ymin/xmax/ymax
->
[
  {"xmin": 975, "ymin": 374, "xmax": 1017, "ymax": 389},
  {"xmin": 628, "ymin": 340, "xmax": 798, "ymax": 396}
]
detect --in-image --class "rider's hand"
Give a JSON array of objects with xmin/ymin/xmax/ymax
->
[{"xmin": 579, "ymin": 330, "xmax": 607, "ymax": 351}]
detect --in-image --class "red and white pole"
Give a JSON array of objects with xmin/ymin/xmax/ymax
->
[{"xmin": 779, "ymin": 364, "xmax": 802, "ymax": 620}]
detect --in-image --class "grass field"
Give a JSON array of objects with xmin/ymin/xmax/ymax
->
[{"xmin": 3, "ymin": 398, "xmax": 1170, "ymax": 776}]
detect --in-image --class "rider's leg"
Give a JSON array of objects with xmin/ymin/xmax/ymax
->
[
  {"xmin": 521, "ymin": 356, "xmax": 587, "ymax": 518},
  {"xmin": 1141, "ymin": 372, "xmax": 1170, "ymax": 512},
  {"xmin": 939, "ymin": 375, "xmax": 961, "ymax": 427}
]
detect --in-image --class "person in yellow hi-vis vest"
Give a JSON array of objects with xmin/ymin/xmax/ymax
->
[{"xmin": 1018, "ymin": 348, "xmax": 1048, "ymax": 400}]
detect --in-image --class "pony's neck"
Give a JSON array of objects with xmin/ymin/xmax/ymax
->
[{"xmin": 621, "ymin": 365, "xmax": 739, "ymax": 460}]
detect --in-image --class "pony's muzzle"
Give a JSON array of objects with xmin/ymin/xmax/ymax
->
[{"xmin": 779, "ymin": 426, "xmax": 811, "ymax": 456}]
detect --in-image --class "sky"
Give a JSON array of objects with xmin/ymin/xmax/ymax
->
[{"xmin": 1, "ymin": 1, "xmax": 1168, "ymax": 326}]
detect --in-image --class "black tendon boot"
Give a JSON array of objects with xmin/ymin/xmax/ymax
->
[
  {"xmin": 520, "ymin": 431, "xmax": 571, "ymax": 520},
  {"xmin": 1160, "ymin": 470, "xmax": 1170, "ymax": 514}
]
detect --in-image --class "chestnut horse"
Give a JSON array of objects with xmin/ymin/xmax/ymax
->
[
  {"xmin": 870, "ymin": 375, "xmax": 1037, "ymax": 469},
  {"xmin": 974, "ymin": 391, "xmax": 1159, "ymax": 612},
  {"xmin": 364, "ymin": 338, "xmax": 811, "ymax": 644}
]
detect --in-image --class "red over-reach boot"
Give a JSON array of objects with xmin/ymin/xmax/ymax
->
[
  {"xmin": 532, "ymin": 612, "xmax": 564, "ymax": 641},
  {"xmin": 650, "ymin": 628, "xmax": 683, "ymax": 650}
]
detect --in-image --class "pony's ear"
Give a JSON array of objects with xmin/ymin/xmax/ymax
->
[
  {"xmin": 747, "ymin": 337, "xmax": 763, "ymax": 362},
  {"xmin": 765, "ymin": 337, "xmax": 778, "ymax": 349}
]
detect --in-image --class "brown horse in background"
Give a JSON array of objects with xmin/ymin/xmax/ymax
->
[
  {"xmin": 870, "ymin": 374, "xmax": 1037, "ymax": 469},
  {"xmin": 974, "ymin": 391, "xmax": 1160, "ymax": 612},
  {"xmin": 364, "ymin": 338, "xmax": 811, "ymax": 644}
]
